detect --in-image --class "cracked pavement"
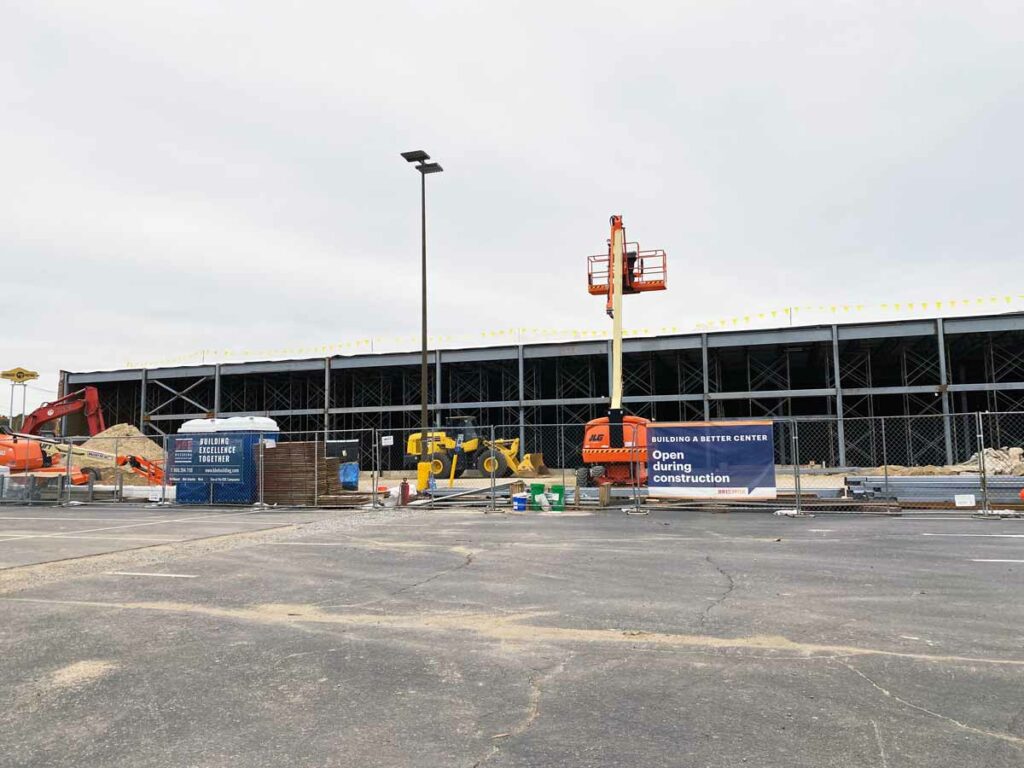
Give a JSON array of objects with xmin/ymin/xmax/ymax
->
[{"xmin": 1, "ymin": 505, "xmax": 1023, "ymax": 766}]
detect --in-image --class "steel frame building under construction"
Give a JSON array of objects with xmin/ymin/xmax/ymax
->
[{"xmin": 63, "ymin": 313, "xmax": 1024, "ymax": 468}]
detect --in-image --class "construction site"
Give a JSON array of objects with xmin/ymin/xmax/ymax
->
[
  {"xmin": 7, "ymin": 215, "xmax": 1023, "ymax": 767},
  {"xmin": 3, "ymin": 210, "xmax": 1023, "ymax": 520},
  {"xmin": 6, "ymin": 274, "xmax": 1024, "ymax": 514},
  {"xmin": 5, "ymin": 4, "xmax": 1024, "ymax": 762},
  {"xmin": 5, "ymin": 211, "xmax": 1024, "ymax": 768}
]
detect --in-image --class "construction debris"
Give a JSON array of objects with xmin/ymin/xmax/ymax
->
[
  {"xmin": 954, "ymin": 447, "xmax": 1024, "ymax": 476},
  {"xmin": 861, "ymin": 447, "xmax": 1024, "ymax": 477}
]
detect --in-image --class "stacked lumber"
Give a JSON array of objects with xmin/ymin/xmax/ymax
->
[{"xmin": 257, "ymin": 441, "xmax": 367, "ymax": 506}]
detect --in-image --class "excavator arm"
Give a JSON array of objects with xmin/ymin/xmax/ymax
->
[{"xmin": 21, "ymin": 387, "xmax": 106, "ymax": 436}]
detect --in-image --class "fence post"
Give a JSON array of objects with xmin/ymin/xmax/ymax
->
[
  {"xmin": 631, "ymin": 422, "xmax": 644, "ymax": 514},
  {"xmin": 489, "ymin": 425, "xmax": 496, "ymax": 512},
  {"xmin": 880, "ymin": 417, "xmax": 889, "ymax": 498},
  {"xmin": 314, "ymin": 431, "xmax": 319, "ymax": 507},
  {"xmin": 259, "ymin": 433, "xmax": 265, "ymax": 508},
  {"xmin": 114, "ymin": 436, "xmax": 123, "ymax": 504},
  {"xmin": 371, "ymin": 428, "xmax": 378, "ymax": 509},
  {"xmin": 161, "ymin": 434, "xmax": 168, "ymax": 504},
  {"xmin": 976, "ymin": 412, "xmax": 990, "ymax": 514},
  {"xmin": 790, "ymin": 420, "xmax": 802, "ymax": 514},
  {"xmin": 64, "ymin": 435, "xmax": 74, "ymax": 505},
  {"xmin": 565, "ymin": 426, "xmax": 572, "ymax": 512}
]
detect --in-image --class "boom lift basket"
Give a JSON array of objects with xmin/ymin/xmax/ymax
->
[{"xmin": 587, "ymin": 246, "xmax": 667, "ymax": 296}]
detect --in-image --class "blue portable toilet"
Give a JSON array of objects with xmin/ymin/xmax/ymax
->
[{"xmin": 171, "ymin": 417, "xmax": 279, "ymax": 505}]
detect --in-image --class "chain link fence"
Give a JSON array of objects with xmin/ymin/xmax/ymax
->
[{"xmin": 3, "ymin": 412, "xmax": 1023, "ymax": 512}]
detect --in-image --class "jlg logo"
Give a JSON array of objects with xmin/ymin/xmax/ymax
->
[{"xmin": 588, "ymin": 433, "xmax": 604, "ymax": 442}]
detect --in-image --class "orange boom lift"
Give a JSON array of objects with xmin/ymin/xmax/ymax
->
[
  {"xmin": 581, "ymin": 215, "xmax": 667, "ymax": 485},
  {"xmin": 0, "ymin": 429, "xmax": 165, "ymax": 486}
]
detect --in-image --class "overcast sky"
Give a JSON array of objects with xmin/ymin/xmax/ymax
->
[{"xmin": 3, "ymin": 1, "xmax": 1022, "ymax": 413}]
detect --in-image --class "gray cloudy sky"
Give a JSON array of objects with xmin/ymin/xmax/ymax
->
[{"xmin": 3, "ymin": 1, "xmax": 1023, "ymax": 412}]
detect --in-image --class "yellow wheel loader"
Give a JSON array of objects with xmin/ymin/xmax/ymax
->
[{"xmin": 405, "ymin": 416, "xmax": 548, "ymax": 479}]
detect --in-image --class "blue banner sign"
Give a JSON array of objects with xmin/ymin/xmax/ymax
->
[
  {"xmin": 647, "ymin": 421, "xmax": 776, "ymax": 499},
  {"xmin": 168, "ymin": 434, "xmax": 246, "ymax": 484}
]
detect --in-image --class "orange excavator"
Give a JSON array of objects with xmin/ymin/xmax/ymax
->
[
  {"xmin": 0, "ymin": 386, "xmax": 164, "ymax": 486},
  {"xmin": 20, "ymin": 386, "xmax": 106, "ymax": 436},
  {"xmin": 580, "ymin": 216, "xmax": 667, "ymax": 485}
]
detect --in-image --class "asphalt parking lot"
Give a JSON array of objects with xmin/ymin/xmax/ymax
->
[
  {"xmin": 0, "ymin": 506, "xmax": 333, "ymax": 569},
  {"xmin": 2, "ymin": 504, "xmax": 1023, "ymax": 767}
]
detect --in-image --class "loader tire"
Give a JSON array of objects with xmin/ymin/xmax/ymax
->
[
  {"xmin": 476, "ymin": 449, "xmax": 510, "ymax": 478},
  {"xmin": 428, "ymin": 452, "xmax": 452, "ymax": 479}
]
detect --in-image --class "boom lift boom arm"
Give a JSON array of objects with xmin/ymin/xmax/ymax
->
[{"xmin": 581, "ymin": 215, "xmax": 668, "ymax": 485}]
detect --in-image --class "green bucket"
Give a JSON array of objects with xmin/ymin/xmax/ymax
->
[
  {"xmin": 549, "ymin": 484, "xmax": 566, "ymax": 512},
  {"xmin": 529, "ymin": 483, "xmax": 546, "ymax": 511}
]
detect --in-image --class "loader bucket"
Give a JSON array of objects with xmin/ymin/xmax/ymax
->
[{"xmin": 514, "ymin": 453, "xmax": 549, "ymax": 476}]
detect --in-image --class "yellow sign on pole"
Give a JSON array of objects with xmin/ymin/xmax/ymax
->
[{"xmin": 1, "ymin": 367, "xmax": 39, "ymax": 383}]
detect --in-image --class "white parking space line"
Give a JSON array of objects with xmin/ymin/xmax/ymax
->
[
  {"xmin": 0, "ymin": 520, "xmax": 159, "ymax": 528},
  {"xmin": 921, "ymin": 533, "xmax": 1024, "ymax": 538},
  {"xmin": 2, "ymin": 535, "xmax": 184, "ymax": 542},
  {"xmin": 0, "ymin": 509, "xmax": 271, "ymax": 544},
  {"xmin": 108, "ymin": 572, "xmax": 198, "ymax": 578},
  {"xmin": 0, "ymin": 516, "xmax": 286, "ymax": 526},
  {"xmin": 971, "ymin": 559, "xmax": 1024, "ymax": 563},
  {"xmin": 895, "ymin": 517, "xmax": 983, "ymax": 521},
  {"xmin": 269, "ymin": 542, "xmax": 347, "ymax": 546}
]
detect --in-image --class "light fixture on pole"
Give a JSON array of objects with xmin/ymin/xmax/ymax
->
[{"xmin": 401, "ymin": 150, "xmax": 443, "ymax": 491}]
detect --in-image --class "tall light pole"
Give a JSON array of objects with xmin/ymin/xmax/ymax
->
[{"xmin": 401, "ymin": 150, "xmax": 443, "ymax": 490}]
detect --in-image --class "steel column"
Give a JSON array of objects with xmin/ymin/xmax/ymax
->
[
  {"xmin": 434, "ymin": 349, "xmax": 442, "ymax": 428},
  {"xmin": 831, "ymin": 326, "xmax": 846, "ymax": 466},
  {"xmin": 937, "ymin": 318, "xmax": 954, "ymax": 465},
  {"xmin": 701, "ymin": 333, "xmax": 710, "ymax": 420},
  {"xmin": 517, "ymin": 344, "xmax": 525, "ymax": 448},
  {"xmin": 58, "ymin": 370, "xmax": 68, "ymax": 436},
  {"xmin": 139, "ymin": 369, "xmax": 148, "ymax": 432},
  {"xmin": 213, "ymin": 364, "xmax": 221, "ymax": 417},
  {"xmin": 323, "ymin": 357, "xmax": 331, "ymax": 438}
]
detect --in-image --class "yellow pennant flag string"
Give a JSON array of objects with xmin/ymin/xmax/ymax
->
[{"xmin": 124, "ymin": 294, "xmax": 1024, "ymax": 368}]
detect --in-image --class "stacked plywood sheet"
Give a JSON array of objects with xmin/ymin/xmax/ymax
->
[{"xmin": 257, "ymin": 441, "xmax": 368, "ymax": 506}]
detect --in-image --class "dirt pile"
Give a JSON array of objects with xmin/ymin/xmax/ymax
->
[{"xmin": 79, "ymin": 424, "xmax": 164, "ymax": 485}]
